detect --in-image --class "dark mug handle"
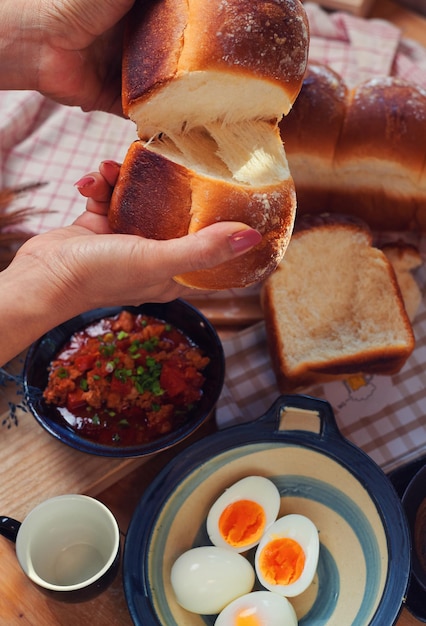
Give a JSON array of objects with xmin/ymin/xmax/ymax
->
[{"xmin": 0, "ymin": 517, "xmax": 21, "ymax": 543}]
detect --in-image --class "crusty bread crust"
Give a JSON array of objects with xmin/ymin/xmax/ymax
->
[
  {"xmin": 122, "ymin": 0, "xmax": 188, "ymax": 119},
  {"xmin": 110, "ymin": 0, "xmax": 309, "ymax": 290},
  {"xmin": 123, "ymin": 0, "xmax": 310, "ymax": 131},
  {"xmin": 262, "ymin": 215, "xmax": 415, "ymax": 391},
  {"xmin": 279, "ymin": 63, "xmax": 426, "ymax": 231},
  {"xmin": 109, "ymin": 143, "xmax": 192, "ymax": 239}
]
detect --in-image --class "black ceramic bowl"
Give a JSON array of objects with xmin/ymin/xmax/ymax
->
[
  {"xmin": 23, "ymin": 300, "xmax": 225, "ymax": 458},
  {"xmin": 402, "ymin": 464, "xmax": 426, "ymax": 591},
  {"xmin": 390, "ymin": 457, "xmax": 426, "ymax": 622},
  {"xmin": 123, "ymin": 395, "xmax": 411, "ymax": 626}
]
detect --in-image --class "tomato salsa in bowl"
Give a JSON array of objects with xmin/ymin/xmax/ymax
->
[{"xmin": 23, "ymin": 300, "xmax": 225, "ymax": 457}]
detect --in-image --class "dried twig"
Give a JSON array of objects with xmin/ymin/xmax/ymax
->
[
  {"xmin": 0, "ymin": 182, "xmax": 48, "ymax": 270},
  {"xmin": 0, "ymin": 181, "xmax": 47, "ymax": 209}
]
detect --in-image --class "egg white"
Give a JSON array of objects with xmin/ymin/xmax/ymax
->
[
  {"xmin": 170, "ymin": 546, "xmax": 255, "ymax": 614},
  {"xmin": 255, "ymin": 514, "xmax": 319, "ymax": 597},
  {"xmin": 214, "ymin": 591, "xmax": 298, "ymax": 626},
  {"xmin": 206, "ymin": 476, "xmax": 281, "ymax": 552}
]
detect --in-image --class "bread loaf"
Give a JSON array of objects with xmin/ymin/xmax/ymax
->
[
  {"xmin": 261, "ymin": 214, "xmax": 415, "ymax": 392},
  {"xmin": 279, "ymin": 63, "xmax": 426, "ymax": 231},
  {"xmin": 109, "ymin": 0, "xmax": 309, "ymax": 290}
]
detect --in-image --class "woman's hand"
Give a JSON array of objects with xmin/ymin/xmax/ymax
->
[
  {"xmin": 3, "ymin": 0, "xmax": 135, "ymax": 114},
  {"xmin": 14, "ymin": 199, "xmax": 260, "ymax": 310},
  {"xmin": 0, "ymin": 160, "xmax": 261, "ymax": 365},
  {"xmin": 68, "ymin": 159, "xmax": 261, "ymax": 305}
]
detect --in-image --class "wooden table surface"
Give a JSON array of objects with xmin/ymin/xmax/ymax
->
[{"xmin": 1, "ymin": 0, "xmax": 425, "ymax": 624}]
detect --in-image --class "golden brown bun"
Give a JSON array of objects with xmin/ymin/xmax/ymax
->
[
  {"xmin": 279, "ymin": 63, "xmax": 426, "ymax": 231},
  {"xmin": 261, "ymin": 214, "xmax": 415, "ymax": 392},
  {"xmin": 110, "ymin": 139, "xmax": 296, "ymax": 289},
  {"xmin": 109, "ymin": 0, "xmax": 309, "ymax": 290},
  {"xmin": 122, "ymin": 0, "xmax": 310, "ymax": 136}
]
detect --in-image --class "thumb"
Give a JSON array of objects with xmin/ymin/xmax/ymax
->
[
  {"xmin": 58, "ymin": 0, "xmax": 135, "ymax": 39},
  {"xmin": 151, "ymin": 222, "xmax": 262, "ymax": 279}
]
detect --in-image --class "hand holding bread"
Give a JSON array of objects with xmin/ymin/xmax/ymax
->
[{"xmin": 109, "ymin": 0, "xmax": 310, "ymax": 289}]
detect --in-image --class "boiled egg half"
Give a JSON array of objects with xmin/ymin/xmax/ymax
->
[
  {"xmin": 214, "ymin": 591, "xmax": 298, "ymax": 626},
  {"xmin": 170, "ymin": 546, "xmax": 255, "ymax": 614},
  {"xmin": 206, "ymin": 476, "xmax": 281, "ymax": 553},
  {"xmin": 255, "ymin": 514, "xmax": 319, "ymax": 597}
]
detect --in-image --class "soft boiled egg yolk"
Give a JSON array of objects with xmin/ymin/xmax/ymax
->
[
  {"xmin": 207, "ymin": 476, "xmax": 281, "ymax": 553},
  {"xmin": 219, "ymin": 499, "xmax": 266, "ymax": 548},
  {"xmin": 255, "ymin": 514, "xmax": 319, "ymax": 597},
  {"xmin": 258, "ymin": 537, "xmax": 305, "ymax": 586}
]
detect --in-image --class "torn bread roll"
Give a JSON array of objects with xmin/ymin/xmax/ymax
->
[
  {"xmin": 109, "ymin": 0, "xmax": 309, "ymax": 290},
  {"xmin": 279, "ymin": 63, "xmax": 426, "ymax": 231},
  {"xmin": 261, "ymin": 214, "xmax": 415, "ymax": 392}
]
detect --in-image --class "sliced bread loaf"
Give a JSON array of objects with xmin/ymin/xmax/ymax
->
[{"xmin": 261, "ymin": 215, "xmax": 415, "ymax": 391}]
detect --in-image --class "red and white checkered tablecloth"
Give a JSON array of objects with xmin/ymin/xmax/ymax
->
[
  {"xmin": 306, "ymin": 2, "xmax": 426, "ymax": 89},
  {"xmin": 0, "ymin": 92, "xmax": 135, "ymax": 231}
]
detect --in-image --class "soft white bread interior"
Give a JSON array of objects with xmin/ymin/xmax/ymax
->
[
  {"xmin": 261, "ymin": 215, "xmax": 415, "ymax": 392},
  {"xmin": 109, "ymin": 0, "xmax": 309, "ymax": 290},
  {"xmin": 279, "ymin": 63, "xmax": 426, "ymax": 231}
]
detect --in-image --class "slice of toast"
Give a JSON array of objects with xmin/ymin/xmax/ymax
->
[{"xmin": 261, "ymin": 215, "xmax": 415, "ymax": 391}]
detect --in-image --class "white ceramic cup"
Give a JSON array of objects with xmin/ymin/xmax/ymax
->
[{"xmin": 0, "ymin": 494, "xmax": 120, "ymax": 602}]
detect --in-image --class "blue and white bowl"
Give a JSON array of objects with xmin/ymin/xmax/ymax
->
[{"xmin": 123, "ymin": 395, "xmax": 411, "ymax": 625}]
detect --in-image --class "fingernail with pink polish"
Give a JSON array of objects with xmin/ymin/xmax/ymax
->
[
  {"xmin": 74, "ymin": 175, "xmax": 96, "ymax": 189},
  {"xmin": 101, "ymin": 160, "xmax": 121, "ymax": 175},
  {"xmin": 228, "ymin": 228, "xmax": 262, "ymax": 254}
]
